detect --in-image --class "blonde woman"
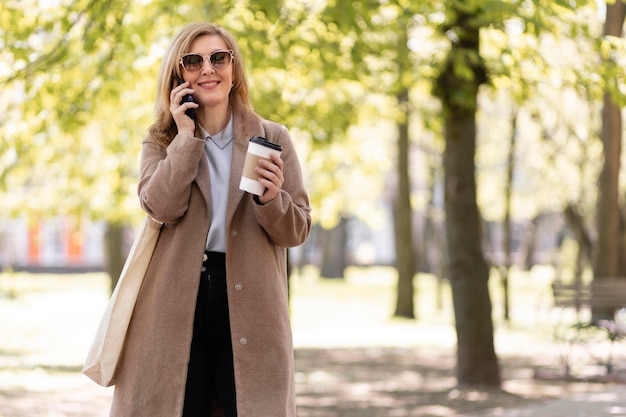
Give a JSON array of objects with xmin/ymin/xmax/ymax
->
[{"xmin": 109, "ymin": 22, "xmax": 311, "ymax": 417}]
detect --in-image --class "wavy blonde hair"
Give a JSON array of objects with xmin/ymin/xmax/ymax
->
[{"xmin": 148, "ymin": 23, "xmax": 257, "ymax": 149}]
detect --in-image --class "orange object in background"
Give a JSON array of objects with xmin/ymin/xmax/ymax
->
[
  {"xmin": 66, "ymin": 219, "xmax": 84, "ymax": 263},
  {"xmin": 27, "ymin": 217, "xmax": 41, "ymax": 264}
]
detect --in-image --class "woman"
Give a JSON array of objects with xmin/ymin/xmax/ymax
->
[{"xmin": 109, "ymin": 22, "xmax": 311, "ymax": 417}]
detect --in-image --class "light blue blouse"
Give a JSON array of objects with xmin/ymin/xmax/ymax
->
[{"xmin": 201, "ymin": 115, "xmax": 234, "ymax": 253}]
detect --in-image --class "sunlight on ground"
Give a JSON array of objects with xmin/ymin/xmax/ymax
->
[
  {"xmin": 290, "ymin": 265, "xmax": 457, "ymax": 349},
  {"xmin": 0, "ymin": 266, "xmax": 623, "ymax": 417}
]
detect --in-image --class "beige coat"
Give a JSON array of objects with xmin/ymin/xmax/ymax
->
[{"xmin": 109, "ymin": 112, "xmax": 311, "ymax": 417}]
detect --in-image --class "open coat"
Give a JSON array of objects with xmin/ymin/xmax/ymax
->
[{"xmin": 109, "ymin": 112, "xmax": 311, "ymax": 417}]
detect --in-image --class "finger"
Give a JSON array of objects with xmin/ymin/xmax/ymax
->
[
  {"xmin": 256, "ymin": 163, "xmax": 283, "ymax": 186},
  {"xmin": 260, "ymin": 156, "xmax": 284, "ymax": 175},
  {"xmin": 268, "ymin": 153, "xmax": 283, "ymax": 168},
  {"xmin": 257, "ymin": 179, "xmax": 279, "ymax": 203},
  {"xmin": 170, "ymin": 81, "xmax": 191, "ymax": 100},
  {"xmin": 170, "ymin": 81, "xmax": 184, "ymax": 99},
  {"xmin": 170, "ymin": 86, "xmax": 196, "ymax": 117},
  {"xmin": 171, "ymin": 89, "xmax": 192, "ymax": 106}
]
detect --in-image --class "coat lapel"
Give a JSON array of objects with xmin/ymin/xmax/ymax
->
[
  {"xmin": 194, "ymin": 125, "xmax": 212, "ymax": 211},
  {"xmin": 226, "ymin": 113, "xmax": 264, "ymax": 229}
]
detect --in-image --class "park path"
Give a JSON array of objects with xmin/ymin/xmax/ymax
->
[
  {"xmin": 457, "ymin": 385, "xmax": 626, "ymax": 417},
  {"xmin": 1, "ymin": 270, "xmax": 625, "ymax": 416}
]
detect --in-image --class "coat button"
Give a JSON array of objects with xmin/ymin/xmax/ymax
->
[
  {"xmin": 239, "ymin": 337, "xmax": 248, "ymax": 345},
  {"xmin": 203, "ymin": 253, "xmax": 208, "ymax": 262},
  {"xmin": 235, "ymin": 283, "xmax": 243, "ymax": 291},
  {"xmin": 231, "ymin": 230, "xmax": 238, "ymax": 237}
]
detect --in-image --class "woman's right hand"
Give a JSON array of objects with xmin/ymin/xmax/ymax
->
[{"xmin": 170, "ymin": 80, "xmax": 197, "ymax": 134}]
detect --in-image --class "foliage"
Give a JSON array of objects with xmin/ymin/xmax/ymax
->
[
  {"xmin": 1, "ymin": 0, "xmax": 168, "ymax": 222},
  {"xmin": 477, "ymin": 3, "xmax": 605, "ymax": 220},
  {"xmin": 1, "ymin": 0, "xmax": 626, "ymax": 230},
  {"xmin": 0, "ymin": 0, "xmax": 409, "ymax": 229}
]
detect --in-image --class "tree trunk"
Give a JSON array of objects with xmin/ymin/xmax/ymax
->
[
  {"xmin": 393, "ymin": 88, "xmax": 415, "ymax": 319},
  {"xmin": 500, "ymin": 105, "xmax": 518, "ymax": 322},
  {"xmin": 594, "ymin": 1, "xmax": 625, "ymax": 320},
  {"xmin": 424, "ymin": 155, "xmax": 447, "ymax": 310},
  {"xmin": 105, "ymin": 221, "xmax": 126, "ymax": 293},
  {"xmin": 595, "ymin": 0, "xmax": 625, "ymax": 279},
  {"xmin": 444, "ymin": 110, "xmax": 500, "ymax": 386},
  {"xmin": 595, "ymin": 92, "xmax": 621, "ymax": 278},
  {"xmin": 518, "ymin": 215, "xmax": 539, "ymax": 271},
  {"xmin": 563, "ymin": 204, "xmax": 593, "ymax": 280},
  {"xmin": 436, "ymin": 10, "xmax": 500, "ymax": 387},
  {"xmin": 319, "ymin": 218, "xmax": 347, "ymax": 279}
]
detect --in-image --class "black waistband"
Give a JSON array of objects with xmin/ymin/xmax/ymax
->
[{"xmin": 203, "ymin": 251, "xmax": 226, "ymax": 267}]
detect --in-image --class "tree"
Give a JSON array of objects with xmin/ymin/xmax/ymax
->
[
  {"xmin": 434, "ymin": 4, "xmax": 501, "ymax": 386},
  {"xmin": 393, "ymin": 86, "xmax": 416, "ymax": 318},
  {"xmin": 1, "ymin": 0, "xmax": 397, "ymax": 287},
  {"xmin": 430, "ymin": 0, "xmax": 589, "ymax": 387},
  {"xmin": 0, "ymin": 0, "xmax": 170, "ymax": 287},
  {"xmin": 594, "ymin": 0, "xmax": 626, "ymax": 320},
  {"xmin": 311, "ymin": 1, "xmax": 424, "ymax": 315},
  {"xmin": 500, "ymin": 104, "xmax": 518, "ymax": 322}
]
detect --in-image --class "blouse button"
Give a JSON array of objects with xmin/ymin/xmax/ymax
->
[
  {"xmin": 239, "ymin": 337, "xmax": 248, "ymax": 345},
  {"xmin": 235, "ymin": 283, "xmax": 243, "ymax": 291}
]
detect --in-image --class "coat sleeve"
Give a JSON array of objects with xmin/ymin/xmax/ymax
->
[
  {"xmin": 252, "ymin": 123, "xmax": 311, "ymax": 248},
  {"xmin": 138, "ymin": 133, "xmax": 206, "ymax": 224}
]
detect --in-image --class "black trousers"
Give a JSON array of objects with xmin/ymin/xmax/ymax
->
[{"xmin": 183, "ymin": 251, "xmax": 237, "ymax": 417}]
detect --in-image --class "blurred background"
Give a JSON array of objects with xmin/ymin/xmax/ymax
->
[{"xmin": 2, "ymin": 0, "xmax": 626, "ymax": 416}]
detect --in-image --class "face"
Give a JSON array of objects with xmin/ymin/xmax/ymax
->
[{"xmin": 181, "ymin": 34, "xmax": 233, "ymax": 112}]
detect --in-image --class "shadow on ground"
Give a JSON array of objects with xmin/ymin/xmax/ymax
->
[
  {"xmin": 1, "ymin": 347, "xmax": 623, "ymax": 417},
  {"xmin": 293, "ymin": 347, "xmax": 599, "ymax": 417},
  {"xmin": 1, "ymin": 271, "xmax": 624, "ymax": 416}
]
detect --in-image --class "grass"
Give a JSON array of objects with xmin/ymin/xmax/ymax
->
[
  {"xmin": 0, "ymin": 265, "xmax": 579, "ymax": 371},
  {"xmin": 0, "ymin": 266, "xmax": 623, "ymax": 417},
  {"xmin": 291, "ymin": 264, "xmax": 564, "ymax": 347}
]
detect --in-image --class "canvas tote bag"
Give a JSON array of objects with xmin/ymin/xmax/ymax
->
[{"xmin": 83, "ymin": 216, "xmax": 163, "ymax": 386}]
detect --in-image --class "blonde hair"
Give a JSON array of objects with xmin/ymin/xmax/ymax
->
[{"xmin": 148, "ymin": 23, "xmax": 257, "ymax": 149}]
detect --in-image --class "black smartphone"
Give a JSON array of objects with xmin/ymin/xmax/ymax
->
[{"xmin": 177, "ymin": 76, "xmax": 195, "ymax": 120}]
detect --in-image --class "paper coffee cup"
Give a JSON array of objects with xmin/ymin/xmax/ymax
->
[{"xmin": 239, "ymin": 136, "xmax": 283, "ymax": 196}]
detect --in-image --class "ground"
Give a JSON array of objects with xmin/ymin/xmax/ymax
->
[{"xmin": 0, "ymin": 266, "xmax": 624, "ymax": 417}]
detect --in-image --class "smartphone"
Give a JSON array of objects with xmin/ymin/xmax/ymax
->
[{"xmin": 177, "ymin": 76, "xmax": 195, "ymax": 120}]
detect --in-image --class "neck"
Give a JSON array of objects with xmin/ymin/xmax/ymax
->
[{"xmin": 196, "ymin": 103, "xmax": 230, "ymax": 136}]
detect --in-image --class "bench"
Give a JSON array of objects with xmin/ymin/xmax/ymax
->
[
  {"xmin": 552, "ymin": 279, "xmax": 626, "ymax": 312},
  {"xmin": 551, "ymin": 279, "xmax": 626, "ymax": 375}
]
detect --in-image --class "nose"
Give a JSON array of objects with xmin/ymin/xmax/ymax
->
[{"xmin": 201, "ymin": 58, "xmax": 215, "ymax": 75}]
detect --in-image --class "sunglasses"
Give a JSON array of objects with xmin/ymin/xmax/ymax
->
[{"xmin": 179, "ymin": 50, "xmax": 234, "ymax": 72}]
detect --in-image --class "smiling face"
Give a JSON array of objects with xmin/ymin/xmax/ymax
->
[{"xmin": 182, "ymin": 34, "xmax": 233, "ymax": 115}]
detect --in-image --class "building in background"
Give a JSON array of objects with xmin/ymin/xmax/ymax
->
[{"xmin": 0, "ymin": 216, "xmax": 106, "ymax": 272}]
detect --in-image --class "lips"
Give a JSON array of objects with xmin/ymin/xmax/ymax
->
[{"xmin": 198, "ymin": 80, "xmax": 220, "ymax": 89}]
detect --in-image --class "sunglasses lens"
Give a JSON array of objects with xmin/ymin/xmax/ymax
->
[
  {"xmin": 210, "ymin": 51, "xmax": 231, "ymax": 69},
  {"xmin": 181, "ymin": 51, "xmax": 232, "ymax": 72},
  {"xmin": 182, "ymin": 54, "xmax": 203, "ymax": 71}
]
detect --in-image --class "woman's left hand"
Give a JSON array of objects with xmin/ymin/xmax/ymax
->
[{"xmin": 256, "ymin": 153, "xmax": 284, "ymax": 204}]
